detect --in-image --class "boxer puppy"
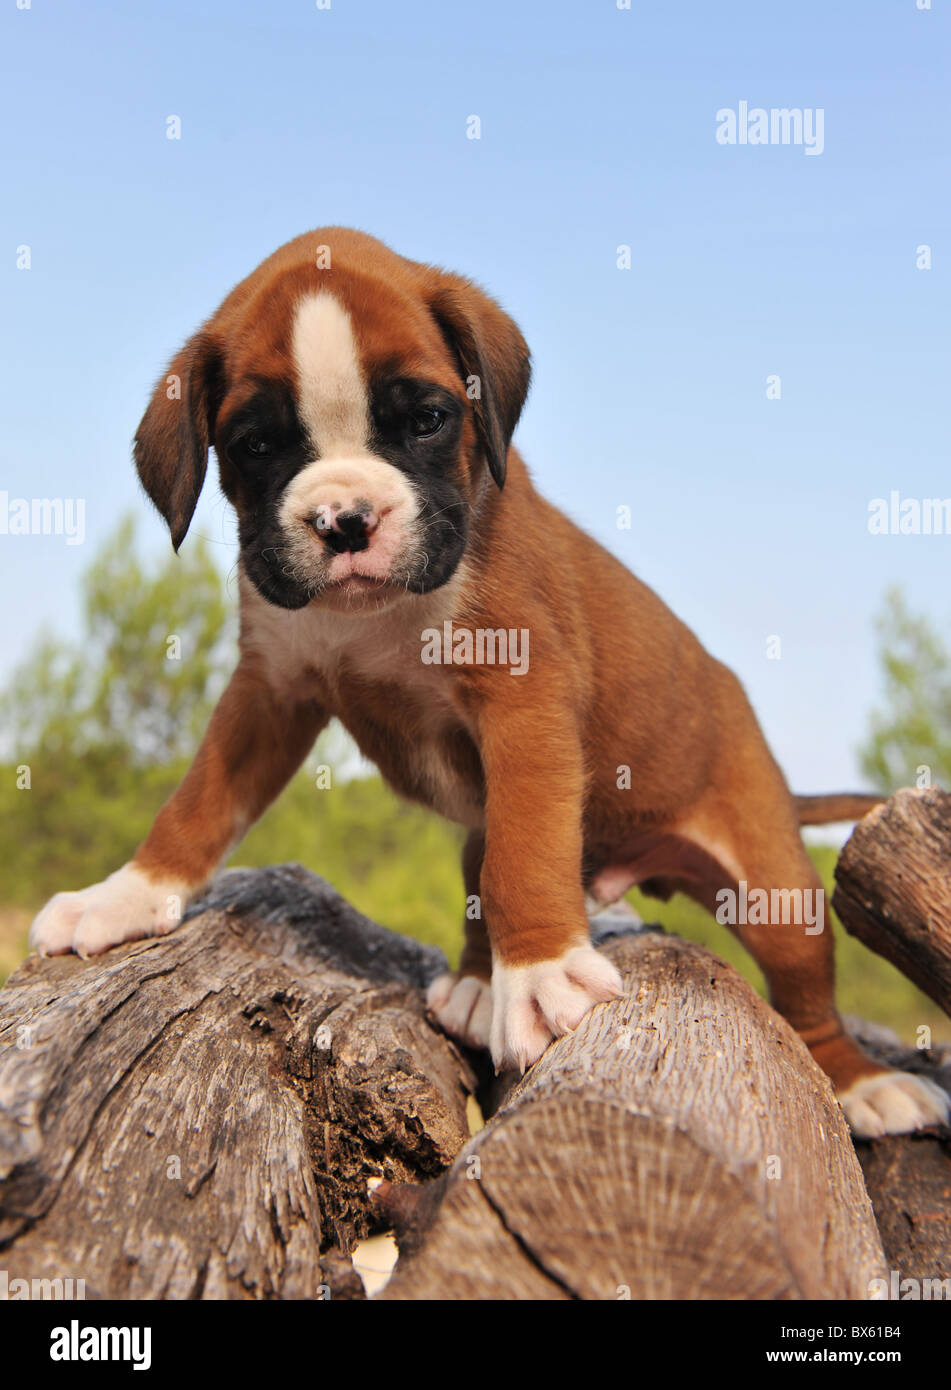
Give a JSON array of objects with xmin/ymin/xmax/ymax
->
[{"xmin": 29, "ymin": 228, "xmax": 948, "ymax": 1138}]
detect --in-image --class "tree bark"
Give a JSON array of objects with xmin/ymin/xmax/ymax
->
[
  {"xmin": 5, "ymin": 864, "xmax": 945, "ymax": 1301},
  {"xmin": 0, "ymin": 866, "xmax": 474, "ymax": 1300},
  {"xmin": 833, "ymin": 786, "xmax": 951, "ymax": 1014},
  {"xmin": 828, "ymin": 789, "xmax": 950, "ymax": 1284},
  {"xmin": 840, "ymin": 1018, "xmax": 951, "ymax": 1285},
  {"xmin": 829, "ymin": 788, "xmax": 951, "ymax": 1286},
  {"xmin": 381, "ymin": 925, "xmax": 887, "ymax": 1300}
]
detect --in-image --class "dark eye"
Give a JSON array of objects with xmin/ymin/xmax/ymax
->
[
  {"xmin": 241, "ymin": 431, "xmax": 272, "ymax": 458},
  {"xmin": 409, "ymin": 407, "xmax": 445, "ymax": 439}
]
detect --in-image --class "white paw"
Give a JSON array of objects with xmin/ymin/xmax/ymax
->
[
  {"xmin": 426, "ymin": 973, "xmax": 492, "ymax": 1050},
  {"xmin": 29, "ymin": 862, "xmax": 192, "ymax": 959},
  {"xmin": 838, "ymin": 1071, "xmax": 950, "ymax": 1138},
  {"xmin": 490, "ymin": 945, "xmax": 624, "ymax": 1073}
]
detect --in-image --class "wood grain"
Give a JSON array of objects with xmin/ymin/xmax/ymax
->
[
  {"xmin": 834, "ymin": 786, "xmax": 951, "ymax": 1014},
  {"xmin": 0, "ymin": 865, "xmax": 473, "ymax": 1299},
  {"xmin": 383, "ymin": 929, "xmax": 887, "ymax": 1299}
]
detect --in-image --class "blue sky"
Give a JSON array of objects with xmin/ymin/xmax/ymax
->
[{"xmin": 1, "ymin": 0, "xmax": 948, "ymax": 795}]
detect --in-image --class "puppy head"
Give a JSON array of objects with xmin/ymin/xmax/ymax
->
[{"xmin": 134, "ymin": 228, "xmax": 531, "ymax": 611}]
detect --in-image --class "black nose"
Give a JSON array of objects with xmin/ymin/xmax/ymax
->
[{"xmin": 311, "ymin": 507, "xmax": 372, "ymax": 554}]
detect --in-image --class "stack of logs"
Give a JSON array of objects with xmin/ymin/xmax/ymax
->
[{"xmin": 1, "ymin": 787, "xmax": 949, "ymax": 1300}]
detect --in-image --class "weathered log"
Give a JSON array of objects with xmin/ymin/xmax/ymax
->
[
  {"xmin": 842, "ymin": 1018, "xmax": 951, "ymax": 1283},
  {"xmin": 829, "ymin": 788, "xmax": 951, "ymax": 1285},
  {"xmin": 381, "ymin": 925, "xmax": 887, "ymax": 1300},
  {"xmin": 833, "ymin": 786, "xmax": 951, "ymax": 1015},
  {"xmin": 0, "ymin": 866, "xmax": 474, "ymax": 1299},
  {"xmin": 6, "ymin": 865, "xmax": 944, "ymax": 1301}
]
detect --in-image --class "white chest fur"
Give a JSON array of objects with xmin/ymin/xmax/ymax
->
[{"xmin": 239, "ymin": 570, "xmax": 484, "ymax": 826}]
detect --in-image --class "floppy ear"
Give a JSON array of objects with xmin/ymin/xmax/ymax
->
[
  {"xmin": 427, "ymin": 275, "xmax": 531, "ymax": 489},
  {"xmin": 133, "ymin": 330, "xmax": 222, "ymax": 550}
]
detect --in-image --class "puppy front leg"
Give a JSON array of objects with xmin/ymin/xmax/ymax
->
[
  {"xmin": 29, "ymin": 662, "xmax": 328, "ymax": 957},
  {"xmin": 477, "ymin": 702, "xmax": 623, "ymax": 1072}
]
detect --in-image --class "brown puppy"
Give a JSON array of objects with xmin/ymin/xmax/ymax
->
[{"xmin": 29, "ymin": 228, "xmax": 947, "ymax": 1138}]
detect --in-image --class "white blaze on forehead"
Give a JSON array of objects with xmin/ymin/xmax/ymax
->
[{"xmin": 291, "ymin": 291, "xmax": 371, "ymax": 456}]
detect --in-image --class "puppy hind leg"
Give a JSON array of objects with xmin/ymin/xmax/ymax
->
[
  {"xmin": 426, "ymin": 830, "xmax": 493, "ymax": 1050},
  {"xmin": 683, "ymin": 834, "xmax": 948, "ymax": 1138}
]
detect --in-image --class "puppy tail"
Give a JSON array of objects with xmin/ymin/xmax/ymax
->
[{"xmin": 795, "ymin": 792, "xmax": 884, "ymax": 826}]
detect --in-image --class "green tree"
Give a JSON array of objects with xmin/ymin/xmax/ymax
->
[
  {"xmin": 3, "ymin": 516, "xmax": 233, "ymax": 765},
  {"xmin": 858, "ymin": 588, "xmax": 951, "ymax": 792},
  {"xmin": 0, "ymin": 516, "xmax": 464, "ymax": 966},
  {"xmin": 0, "ymin": 516, "xmax": 234, "ymax": 902},
  {"xmin": 1, "ymin": 528, "xmax": 948, "ymax": 1039}
]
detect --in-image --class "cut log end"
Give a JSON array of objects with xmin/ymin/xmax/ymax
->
[
  {"xmin": 834, "ymin": 786, "xmax": 951, "ymax": 1017},
  {"xmin": 1, "ymin": 841, "xmax": 949, "ymax": 1300}
]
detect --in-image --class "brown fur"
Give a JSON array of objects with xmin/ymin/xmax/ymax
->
[{"xmin": 130, "ymin": 228, "xmax": 891, "ymax": 1094}]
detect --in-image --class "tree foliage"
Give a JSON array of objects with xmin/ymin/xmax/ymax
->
[
  {"xmin": 2, "ymin": 516, "xmax": 232, "ymax": 766},
  {"xmin": 0, "ymin": 516, "xmax": 465, "ymax": 959},
  {"xmin": 858, "ymin": 588, "xmax": 951, "ymax": 792},
  {"xmin": 2, "ymin": 524, "xmax": 947, "ymax": 1039}
]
